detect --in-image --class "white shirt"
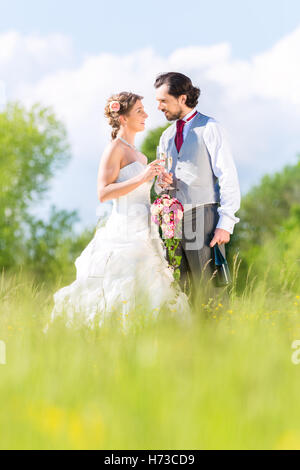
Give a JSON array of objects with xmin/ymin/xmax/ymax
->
[{"xmin": 157, "ymin": 107, "xmax": 241, "ymax": 234}]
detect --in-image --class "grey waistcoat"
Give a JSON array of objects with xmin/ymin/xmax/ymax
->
[{"xmin": 159, "ymin": 112, "xmax": 220, "ymax": 207}]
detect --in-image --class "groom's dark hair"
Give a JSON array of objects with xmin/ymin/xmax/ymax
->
[{"xmin": 154, "ymin": 72, "xmax": 200, "ymax": 108}]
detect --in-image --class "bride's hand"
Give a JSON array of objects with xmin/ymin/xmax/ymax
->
[{"xmin": 139, "ymin": 159, "xmax": 165, "ymax": 183}]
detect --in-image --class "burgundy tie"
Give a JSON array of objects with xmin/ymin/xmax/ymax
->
[
  {"xmin": 175, "ymin": 119, "xmax": 185, "ymax": 153},
  {"xmin": 175, "ymin": 111, "xmax": 198, "ymax": 153}
]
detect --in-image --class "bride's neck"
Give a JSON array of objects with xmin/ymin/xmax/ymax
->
[{"xmin": 117, "ymin": 128, "xmax": 136, "ymax": 146}]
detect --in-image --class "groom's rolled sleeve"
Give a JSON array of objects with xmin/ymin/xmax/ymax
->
[{"xmin": 203, "ymin": 119, "xmax": 241, "ymax": 235}]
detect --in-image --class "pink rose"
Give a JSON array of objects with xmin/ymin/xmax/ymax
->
[{"xmin": 110, "ymin": 101, "xmax": 120, "ymax": 112}]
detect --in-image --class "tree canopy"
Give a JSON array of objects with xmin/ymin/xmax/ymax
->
[
  {"xmin": 0, "ymin": 101, "xmax": 72, "ymax": 270},
  {"xmin": 140, "ymin": 124, "xmax": 170, "ymax": 162}
]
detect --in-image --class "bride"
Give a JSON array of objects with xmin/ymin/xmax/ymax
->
[{"xmin": 49, "ymin": 91, "xmax": 191, "ymax": 332}]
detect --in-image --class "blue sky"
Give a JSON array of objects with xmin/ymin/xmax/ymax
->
[
  {"xmin": 1, "ymin": 1, "xmax": 300, "ymax": 230},
  {"xmin": 2, "ymin": 0, "xmax": 299, "ymax": 60}
]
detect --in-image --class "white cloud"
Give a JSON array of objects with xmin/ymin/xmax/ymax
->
[
  {"xmin": 1, "ymin": 28, "xmax": 300, "ymax": 229},
  {"xmin": 169, "ymin": 43, "xmax": 231, "ymax": 70},
  {"xmin": 0, "ymin": 30, "xmax": 75, "ymax": 91}
]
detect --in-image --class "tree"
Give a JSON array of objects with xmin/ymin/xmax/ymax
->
[
  {"xmin": 230, "ymin": 155, "xmax": 300, "ymax": 253},
  {"xmin": 141, "ymin": 124, "xmax": 170, "ymax": 162},
  {"xmin": 229, "ymin": 155, "xmax": 300, "ymax": 291},
  {"xmin": 24, "ymin": 205, "xmax": 95, "ymax": 284},
  {"xmin": 0, "ymin": 101, "xmax": 71, "ymax": 269}
]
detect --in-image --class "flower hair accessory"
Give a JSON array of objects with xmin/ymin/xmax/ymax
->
[{"xmin": 109, "ymin": 100, "xmax": 120, "ymax": 113}]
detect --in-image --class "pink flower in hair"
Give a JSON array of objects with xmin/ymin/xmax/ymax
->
[{"xmin": 110, "ymin": 101, "xmax": 120, "ymax": 112}]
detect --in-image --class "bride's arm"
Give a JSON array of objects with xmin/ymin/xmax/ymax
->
[
  {"xmin": 97, "ymin": 143, "xmax": 163, "ymax": 203},
  {"xmin": 97, "ymin": 144, "xmax": 142, "ymax": 203}
]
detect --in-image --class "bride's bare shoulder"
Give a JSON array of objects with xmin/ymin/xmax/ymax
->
[
  {"xmin": 101, "ymin": 139, "xmax": 126, "ymax": 163},
  {"xmin": 103, "ymin": 139, "xmax": 125, "ymax": 154}
]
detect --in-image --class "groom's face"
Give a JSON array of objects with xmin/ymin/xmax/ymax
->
[{"xmin": 155, "ymin": 84, "xmax": 185, "ymax": 121}]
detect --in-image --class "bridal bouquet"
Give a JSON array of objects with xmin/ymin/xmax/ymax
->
[{"xmin": 151, "ymin": 194, "xmax": 184, "ymax": 281}]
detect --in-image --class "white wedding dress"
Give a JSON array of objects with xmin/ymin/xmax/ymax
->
[{"xmin": 49, "ymin": 160, "xmax": 191, "ymax": 332}]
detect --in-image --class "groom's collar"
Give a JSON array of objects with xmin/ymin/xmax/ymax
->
[{"xmin": 181, "ymin": 107, "xmax": 198, "ymax": 122}]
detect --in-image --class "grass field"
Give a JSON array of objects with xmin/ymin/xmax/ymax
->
[{"xmin": 1, "ymin": 267, "xmax": 300, "ymax": 450}]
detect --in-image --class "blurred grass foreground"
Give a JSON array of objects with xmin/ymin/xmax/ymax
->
[
  {"xmin": 1, "ymin": 267, "xmax": 300, "ymax": 450},
  {"xmin": 0, "ymin": 103, "xmax": 300, "ymax": 449}
]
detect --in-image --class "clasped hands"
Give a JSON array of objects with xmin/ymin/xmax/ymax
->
[{"xmin": 157, "ymin": 170, "xmax": 173, "ymax": 188}]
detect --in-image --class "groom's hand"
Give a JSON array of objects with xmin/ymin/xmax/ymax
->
[
  {"xmin": 159, "ymin": 172, "xmax": 173, "ymax": 187},
  {"xmin": 209, "ymin": 228, "xmax": 230, "ymax": 247}
]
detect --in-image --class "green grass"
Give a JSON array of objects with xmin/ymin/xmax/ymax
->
[{"xmin": 1, "ymin": 267, "xmax": 300, "ymax": 450}]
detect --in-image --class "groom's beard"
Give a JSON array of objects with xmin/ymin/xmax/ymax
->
[{"xmin": 164, "ymin": 110, "xmax": 182, "ymax": 121}]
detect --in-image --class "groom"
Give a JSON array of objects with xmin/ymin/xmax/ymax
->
[{"xmin": 154, "ymin": 72, "xmax": 241, "ymax": 304}]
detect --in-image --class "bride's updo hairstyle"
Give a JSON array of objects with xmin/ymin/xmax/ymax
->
[{"xmin": 104, "ymin": 91, "xmax": 144, "ymax": 140}]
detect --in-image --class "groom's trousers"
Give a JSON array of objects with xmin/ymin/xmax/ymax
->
[{"xmin": 167, "ymin": 202, "xmax": 229, "ymax": 306}]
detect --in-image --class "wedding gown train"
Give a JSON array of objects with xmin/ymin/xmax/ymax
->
[{"xmin": 49, "ymin": 160, "xmax": 191, "ymax": 331}]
